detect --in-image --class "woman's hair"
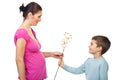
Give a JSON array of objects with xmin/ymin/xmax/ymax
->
[
  {"xmin": 19, "ymin": 2, "xmax": 42, "ymax": 18},
  {"xmin": 92, "ymin": 35, "xmax": 111, "ymax": 55}
]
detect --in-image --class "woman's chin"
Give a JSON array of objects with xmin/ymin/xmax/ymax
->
[{"xmin": 33, "ymin": 24, "xmax": 37, "ymax": 26}]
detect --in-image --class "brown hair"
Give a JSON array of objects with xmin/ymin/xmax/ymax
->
[
  {"xmin": 19, "ymin": 2, "xmax": 42, "ymax": 19},
  {"xmin": 92, "ymin": 35, "xmax": 111, "ymax": 55}
]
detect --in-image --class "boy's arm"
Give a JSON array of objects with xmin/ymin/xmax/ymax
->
[
  {"xmin": 59, "ymin": 59, "xmax": 85, "ymax": 74},
  {"xmin": 100, "ymin": 62, "xmax": 109, "ymax": 80},
  {"xmin": 63, "ymin": 64, "xmax": 85, "ymax": 74}
]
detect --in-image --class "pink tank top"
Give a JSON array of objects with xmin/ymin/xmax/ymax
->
[{"xmin": 14, "ymin": 28, "xmax": 47, "ymax": 80}]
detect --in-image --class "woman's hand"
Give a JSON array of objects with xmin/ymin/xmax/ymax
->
[{"xmin": 51, "ymin": 52, "xmax": 63, "ymax": 59}]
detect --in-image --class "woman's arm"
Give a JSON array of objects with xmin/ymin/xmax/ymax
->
[
  {"xmin": 42, "ymin": 52, "xmax": 63, "ymax": 59},
  {"xmin": 16, "ymin": 38, "xmax": 26, "ymax": 80}
]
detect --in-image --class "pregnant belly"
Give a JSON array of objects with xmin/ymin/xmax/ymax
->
[{"xmin": 24, "ymin": 52, "xmax": 47, "ymax": 79}]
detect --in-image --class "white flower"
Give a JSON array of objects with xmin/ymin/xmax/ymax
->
[
  {"xmin": 53, "ymin": 32, "xmax": 72, "ymax": 80},
  {"xmin": 61, "ymin": 32, "xmax": 72, "ymax": 49}
]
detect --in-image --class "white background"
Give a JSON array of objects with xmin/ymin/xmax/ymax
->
[{"xmin": 0, "ymin": 0, "xmax": 120, "ymax": 80}]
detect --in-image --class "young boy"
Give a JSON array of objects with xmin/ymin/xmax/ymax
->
[{"xmin": 59, "ymin": 35, "xmax": 111, "ymax": 80}]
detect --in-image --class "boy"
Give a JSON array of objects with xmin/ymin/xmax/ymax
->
[{"xmin": 59, "ymin": 35, "xmax": 111, "ymax": 80}]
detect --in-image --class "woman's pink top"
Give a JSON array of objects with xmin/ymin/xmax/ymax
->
[{"xmin": 14, "ymin": 28, "xmax": 47, "ymax": 80}]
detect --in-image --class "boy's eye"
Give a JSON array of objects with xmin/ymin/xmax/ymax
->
[{"xmin": 38, "ymin": 15, "xmax": 42, "ymax": 18}]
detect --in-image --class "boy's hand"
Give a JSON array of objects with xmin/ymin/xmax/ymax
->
[{"xmin": 58, "ymin": 59, "xmax": 64, "ymax": 68}]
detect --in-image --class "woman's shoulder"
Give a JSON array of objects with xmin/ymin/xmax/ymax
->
[
  {"xmin": 14, "ymin": 28, "xmax": 29, "ymax": 41},
  {"xmin": 16, "ymin": 28, "xmax": 27, "ymax": 34}
]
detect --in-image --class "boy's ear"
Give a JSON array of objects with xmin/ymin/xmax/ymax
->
[{"xmin": 98, "ymin": 46, "xmax": 102, "ymax": 52}]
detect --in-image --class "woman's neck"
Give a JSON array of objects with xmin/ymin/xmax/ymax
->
[{"xmin": 20, "ymin": 19, "xmax": 31, "ymax": 29}]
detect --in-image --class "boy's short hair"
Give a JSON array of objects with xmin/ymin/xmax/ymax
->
[{"xmin": 92, "ymin": 35, "xmax": 111, "ymax": 55}]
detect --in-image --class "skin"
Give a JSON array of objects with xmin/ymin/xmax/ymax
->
[
  {"xmin": 59, "ymin": 39, "xmax": 103, "ymax": 68},
  {"xmin": 89, "ymin": 40, "xmax": 102, "ymax": 59},
  {"xmin": 16, "ymin": 10, "xmax": 63, "ymax": 80}
]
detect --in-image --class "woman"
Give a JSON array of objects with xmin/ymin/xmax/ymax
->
[{"xmin": 14, "ymin": 2, "xmax": 62, "ymax": 80}]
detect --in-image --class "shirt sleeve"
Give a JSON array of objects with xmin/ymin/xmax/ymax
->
[
  {"xmin": 63, "ymin": 63, "xmax": 85, "ymax": 74},
  {"xmin": 99, "ymin": 62, "xmax": 109, "ymax": 80},
  {"xmin": 14, "ymin": 29, "xmax": 29, "ymax": 44}
]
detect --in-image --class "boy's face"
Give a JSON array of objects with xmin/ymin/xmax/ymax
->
[{"xmin": 89, "ymin": 40, "xmax": 101, "ymax": 54}]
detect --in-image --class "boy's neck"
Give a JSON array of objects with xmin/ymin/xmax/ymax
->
[{"xmin": 93, "ymin": 52, "xmax": 103, "ymax": 59}]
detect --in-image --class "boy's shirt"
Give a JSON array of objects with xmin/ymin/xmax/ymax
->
[{"xmin": 63, "ymin": 57, "xmax": 108, "ymax": 80}]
